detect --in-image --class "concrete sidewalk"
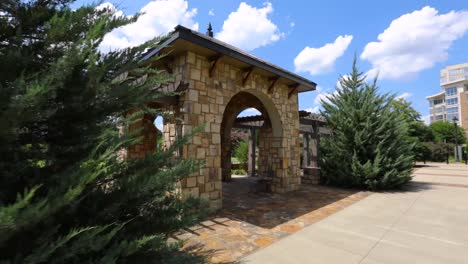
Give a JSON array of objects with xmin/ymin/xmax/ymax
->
[{"xmin": 242, "ymin": 163, "xmax": 468, "ymax": 264}]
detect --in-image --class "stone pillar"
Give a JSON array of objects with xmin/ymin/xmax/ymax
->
[
  {"xmin": 248, "ymin": 128, "xmax": 256, "ymax": 177},
  {"xmin": 303, "ymin": 134, "xmax": 310, "ymax": 167},
  {"xmin": 127, "ymin": 113, "xmax": 158, "ymax": 159}
]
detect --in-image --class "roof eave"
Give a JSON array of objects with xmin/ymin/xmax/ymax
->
[{"xmin": 142, "ymin": 26, "xmax": 317, "ymax": 92}]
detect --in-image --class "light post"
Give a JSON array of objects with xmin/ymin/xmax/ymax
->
[{"xmin": 453, "ymin": 116, "xmax": 460, "ymax": 162}]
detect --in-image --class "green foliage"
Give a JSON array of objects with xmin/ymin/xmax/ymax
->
[
  {"xmin": 430, "ymin": 121, "xmax": 465, "ymax": 144},
  {"xmin": 391, "ymin": 98, "xmax": 434, "ymax": 162},
  {"xmin": 231, "ymin": 169, "xmax": 246, "ymax": 175},
  {"xmin": 234, "ymin": 141, "xmax": 249, "ymax": 164},
  {"xmin": 409, "ymin": 121, "xmax": 434, "ymax": 142},
  {"xmin": 391, "ymin": 98, "xmax": 421, "ymax": 123},
  {"xmin": 230, "ymin": 129, "xmax": 248, "ymax": 151},
  {"xmin": 0, "ymin": 1, "xmax": 205, "ymax": 263},
  {"xmin": 423, "ymin": 142, "xmax": 453, "ymax": 162},
  {"xmin": 320, "ymin": 58, "xmax": 413, "ymax": 190}
]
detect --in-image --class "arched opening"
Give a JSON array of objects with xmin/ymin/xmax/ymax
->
[
  {"xmin": 125, "ymin": 109, "xmax": 178, "ymax": 159},
  {"xmin": 220, "ymin": 91, "xmax": 283, "ymax": 191},
  {"xmin": 154, "ymin": 115, "xmax": 165, "ymax": 151}
]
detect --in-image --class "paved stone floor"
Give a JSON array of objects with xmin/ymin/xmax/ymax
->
[
  {"xmin": 172, "ymin": 175, "xmax": 370, "ymax": 263},
  {"xmin": 243, "ymin": 163, "xmax": 468, "ymax": 264}
]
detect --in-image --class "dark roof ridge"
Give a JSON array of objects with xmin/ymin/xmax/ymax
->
[{"xmin": 142, "ymin": 25, "xmax": 317, "ymax": 92}]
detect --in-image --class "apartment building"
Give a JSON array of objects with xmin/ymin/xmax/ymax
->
[{"xmin": 427, "ymin": 63, "xmax": 468, "ymax": 133}]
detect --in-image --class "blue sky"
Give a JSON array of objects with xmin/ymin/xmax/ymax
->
[{"xmin": 76, "ymin": 0, "xmax": 468, "ymax": 122}]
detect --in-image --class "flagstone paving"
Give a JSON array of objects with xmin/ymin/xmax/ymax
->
[{"xmin": 171, "ymin": 176, "xmax": 370, "ymax": 263}]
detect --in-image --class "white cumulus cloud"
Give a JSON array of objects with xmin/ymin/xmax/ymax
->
[
  {"xmin": 422, "ymin": 114, "xmax": 431, "ymax": 125},
  {"xmin": 303, "ymin": 106, "xmax": 320, "ymax": 113},
  {"xmin": 361, "ymin": 6, "xmax": 468, "ymax": 80},
  {"xmin": 99, "ymin": 0, "xmax": 199, "ymax": 52},
  {"xmin": 208, "ymin": 9, "xmax": 215, "ymax": 16},
  {"xmin": 96, "ymin": 2, "xmax": 124, "ymax": 17},
  {"xmin": 314, "ymin": 91, "xmax": 335, "ymax": 105},
  {"xmin": 294, "ymin": 35, "xmax": 353, "ymax": 75},
  {"xmin": 243, "ymin": 108, "xmax": 261, "ymax": 115},
  {"xmin": 396, "ymin": 92, "xmax": 412, "ymax": 100},
  {"xmin": 216, "ymin": 2, "xmax": 283, "ymax": 51}
]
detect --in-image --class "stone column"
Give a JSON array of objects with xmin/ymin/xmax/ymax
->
[
  {"xmin": 303, "ymin": 134, "xmax": 310, "ymax": 167},
  {"xmin": 248, "ymin": 128, "xmax": 256, "ymax": 177},
  {"xmin": 127, "ymin": 113, "xmax": 157, "ymax": 159}
]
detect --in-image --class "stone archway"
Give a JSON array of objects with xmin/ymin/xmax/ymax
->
[{"xmin": 220, "ymin": 90, "xmax": 283, "ymax": 185}]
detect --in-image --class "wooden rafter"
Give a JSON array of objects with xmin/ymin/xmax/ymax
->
[
  {"xmin": 149, "ymin": 56, "xmax": 174, "ymax": 74},
  {"xmin": 268, "ymin": 76, "xmax": 279, "ymax": 93},
  {"xmin": 242, "ymin": 67, "xmax": 254, "ymax": 86},
  {"xmin": 176, "ymin": 81, "xmax": 189, "ymax": 92},
  {"xmin": 209, "ymin": 54, "xmax": 222, "ymax": 78},
  {"xmin": 288, "ymin": 83, "xmax": 300, "ymax": 99},
  {"xmin": 162, "ymin": 61, "xmax": 173, "ymax": 74}
]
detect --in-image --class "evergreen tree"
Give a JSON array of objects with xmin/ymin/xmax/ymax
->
[
  {"xmin": 0, "ymin": 1, "xmax": 204, "ymax": 263},
  {"xmin": 320, "ymin": 60, "xmax": 413, "ymax": 190}
]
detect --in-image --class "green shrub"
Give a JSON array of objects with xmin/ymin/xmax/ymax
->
[
  {"xmin": 231, "ymin": 169, "xmax": 246, "ymax": 175},
  {"xmin": 234, "ymin": 141, "xmax": 249, "ymax": 164},
  {"xmin": 423, "ymin": 142, "xmax": 453, "ymax": 162},
  {"xmin": 320, "ymin": 59, "xmax": 413, "ymax": 190}
]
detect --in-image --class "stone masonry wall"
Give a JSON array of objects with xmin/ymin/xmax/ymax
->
[
  {"xmin": 175, "ymin": 51, "xmax": 301, "ymax": 209},
  {"xmin": 123, "ymin": 50, "xmax": 302, "ymax": 209}
]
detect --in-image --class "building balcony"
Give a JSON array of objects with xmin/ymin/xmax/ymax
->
[{"xmin": 440, "ymin": 75, "xmax": 468, "ymax": 86}]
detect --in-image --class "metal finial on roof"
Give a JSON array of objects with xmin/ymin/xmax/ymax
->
[{"xmin": 206, "ymin": 23, "xmax": 213, "ymax": 37}]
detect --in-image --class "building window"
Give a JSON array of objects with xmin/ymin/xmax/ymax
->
[
  {"xmin": 436, "ymin": 107, "xmax": 443, "ymax": 113},
  {"xmin": 446, "ymin": 107, "xmax": 458, "ymax": 114},
  {"xmin": 446, "ymin": 87, "xmax": 457, "ymax": 97},
  {"xmin": 449, "ymin": 69, "xmax": 460, "ymax": 75},
  {"xmin": 447, "ymin": 113, "xmax": 459, "ymax": 122},
  {"xmin": 436, "ymin": 115, "xmax": 444, "ymax": 120},
  {"xmin": 446, "ymin": 98, "xmax": 458, "ymax": 105},
  {"xmin": 432, "ymin": 99, "xmax": 444, "ymax": 105}
]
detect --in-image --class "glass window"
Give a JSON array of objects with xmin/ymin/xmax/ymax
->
[
  {"xmin": 446, "ymin": 98, "xmax": 458, "ymax": 105},
  {"xmin": 446, "ymin": 107, "xmax": 458, "ymax": 113},
  {"xmin": 436, "ymin": 107, "xmax": 443, "ymax": 113},
  {"xmin": 447, "ymin": 113, "xmax": 459, "ymax": 122},
  {"xmin": 433, "ymin": 99, "xmax": 444, "ymax": 105},
  {"xmin": 436, "ymin": 115, "xmax": 444, "ymax": 120},
  {"xmin": 446, "ymin": 87, "xmax": 457, "ymax": 96},
  {"xmin": 464, "ymin": 67, "xmax": 468, "ymax": 73},
  {"xmin": 449, "ymin": 69, "xmax": 459, "ymax": 75}
]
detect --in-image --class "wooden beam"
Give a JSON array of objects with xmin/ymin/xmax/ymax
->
[
  {"xmin": 147, "ymin": 95, "xmax": 179, "ymax": 107},
  {"xmin": 242, "ymin": 67, "xmax": 254, "ymax": 86},
  {"xmin": 162, "ymin": 61, "xmax": 173, "ymax": 74},
  {"xmin": 209, "ymin": 55, "xmax": 222, "ymax": 78},
  {"xmin": 176, "ymin": 81, "xmax": 189, "ymax": 92},
  {"xmin": 288, "ymin": 83, "xmax": 300, "ymax": 99},
  {"xmin": 268, "ymin": 76, "xmax": 279, "ymax": 93},
  {"xmin": 150, "ymin": 56, "xmax": 174, "ymax": 74}
]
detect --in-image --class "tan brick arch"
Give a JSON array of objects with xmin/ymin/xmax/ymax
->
[
  {"xmin": 220, "ymin": 90, "xmax": 284, "ymax": 183},
  {"xmin": 125, "ymin": 26, "xmax": 317, "ymax": 209}
]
